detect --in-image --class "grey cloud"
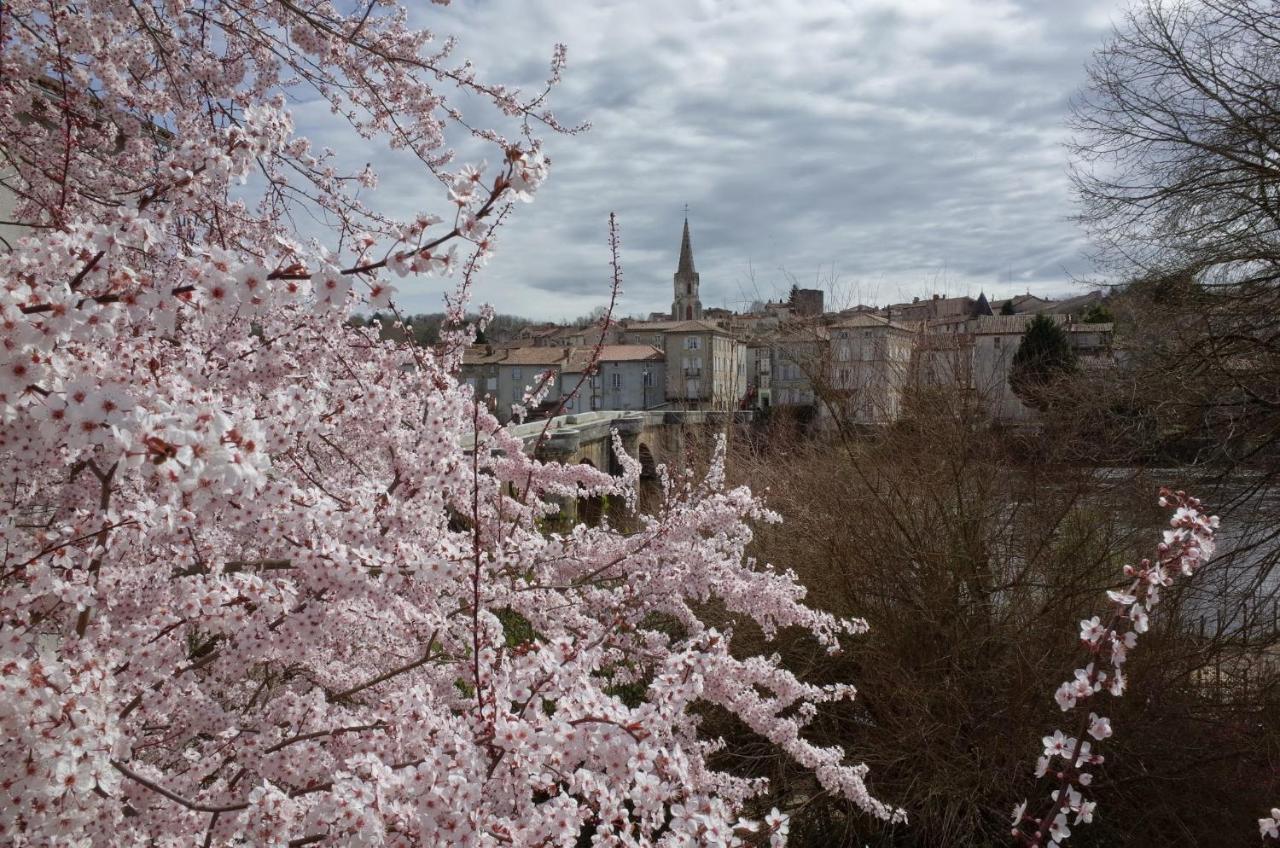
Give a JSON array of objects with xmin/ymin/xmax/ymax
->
[{"xmin": 288, "ymin": 0, "xmax": 1123, "ymax": 319}]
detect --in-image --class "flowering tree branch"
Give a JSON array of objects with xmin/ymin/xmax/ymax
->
[{"xmin": 1012, "ymin": 489, "xmax": 1219, "ymax": 847}]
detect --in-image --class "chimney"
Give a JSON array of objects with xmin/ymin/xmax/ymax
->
[{"xmin": 932, "ymin": 293, "xmax": 940, "ymax": 301}]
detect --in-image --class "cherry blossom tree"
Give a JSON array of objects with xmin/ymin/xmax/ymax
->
[{"xmin": 0, "ymin": 2, "xmax": 905, "ymax": 845}]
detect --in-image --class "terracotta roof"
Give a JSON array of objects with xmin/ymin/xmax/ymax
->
[
  {"xmin": 969, "ymin": 314, "xmax": 1052, "ymax": 335},
  {"xmin": 564, "ymin": 345, "xmax": 664, "ymax": 372},
  {"xmin": 774, "ymin": 325, "xmax": 830, "ymax": 343},
  {"xmin": 968, "ymin": 315, "xmax": 1113, "ymax": 335},
  {"xmin": 661, "ymin": 320, "xmax": 731, "ymax": 335},
  {"xmin": 886, "ymin": 295, "xmax": 974, "ymax": 311},
  {"xmin": 621, "ymin": 320, "xmax": 687, "ymax": 332},
  {"xmin": 829, "ymin": 313, "xmax": 913, "ymax": 331},
  {"xmin": 462, "ymin": 346, "xmax": 571, "ymax": 366}
]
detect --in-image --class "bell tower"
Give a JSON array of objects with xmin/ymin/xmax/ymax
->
[{"xmin": 671, "ymin": 215, "xmax": 703, "ymax": 321}]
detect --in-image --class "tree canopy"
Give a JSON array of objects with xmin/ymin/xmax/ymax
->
[{"xmin": 1009, "ymin": 315, "xmax": 1079, "ymax": 408}]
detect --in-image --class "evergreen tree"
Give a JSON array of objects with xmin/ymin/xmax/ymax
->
[
  {"xmin": 1000, "ymin": 299, "xmax": 1017, "ymax": 315},
  {"xmin": 1009, "ymin": 314, "xmax": 1078, "ymax": 409},
  {"xmin": 1080, "ymin": 302, "xmax": 1114, "ymax": 324}
]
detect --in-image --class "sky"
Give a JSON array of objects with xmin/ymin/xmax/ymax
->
[{"xmin": 297, "ymin": 0, "xmax": 1129, "ymax": 321}]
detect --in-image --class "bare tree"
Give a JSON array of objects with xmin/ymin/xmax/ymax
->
[
  {"xmin": 710, "ymin": 389, "xmax": 1280, "ymax": 847},
  {"xmin": 1072, "ymin": 0, "xmax": 1280, "ymax": 277},
  {"xmin": 1073, "ymin": 0, "xmax": 1280, "ymax": 607}
]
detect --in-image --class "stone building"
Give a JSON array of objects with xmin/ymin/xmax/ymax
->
[
  {"xmin": 617, "ymin": 319, "xmax": 687, "ymax": 348},
  {"xmin": 789, "ymin": 287, "xmax": 825, "ymax": 317},
  {"xmin": 462, "ymin": 344, "xmax": 668, "ymax": 421},
  {"xmin": 743, "ymin": 340, "xmax": 773, "ymax": 409},
  {"xmin": 828, "ymin": 313, "xmax": 916, "ymax": 423},
  {"xmin": 663, "ymin": 320, "xmax": 746, "ymax": 410},
  {"xmin": 886, "ymin": 293, "xmax": 980, "ymax": 323},
  {"xmin": 770, "ymin": 325, "xmax": 828, "ymax": 408},
  {"xmin": 460, "ymin": 346, "xmax": 574, "ymax": 422},
  {"xmin": 967, "ymin": 314, "xmax": 1114, "ymax": 422},
  {"xmin": 560, "ymin": 345, "xmax": 666, "ymax": 413}
]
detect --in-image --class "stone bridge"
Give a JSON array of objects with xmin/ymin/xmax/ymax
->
[{"xmin": 505, "ymin": 409, "xmax": 753, "ymax": 478}]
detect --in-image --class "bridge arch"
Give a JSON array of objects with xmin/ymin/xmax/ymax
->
[
  {"xmin": 637, "ymin": 441, "xmax": 658, "ymax": 479},
  {"xmin": 578, "ymin": 458, "xmax": 604, "ymax": 525}
]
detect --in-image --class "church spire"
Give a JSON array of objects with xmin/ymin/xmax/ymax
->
[
  {"xmin": 671, "ymin": 212, "xmax": 703, "ymax": 321},
  {"xmin": 677, "ymin": 216, "xmax": 696, "ymax": 276}
]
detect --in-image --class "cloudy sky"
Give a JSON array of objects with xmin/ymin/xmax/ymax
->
[{"xmin": 300, "ymin": 0, "xmax": 1129, "ymax": 321}]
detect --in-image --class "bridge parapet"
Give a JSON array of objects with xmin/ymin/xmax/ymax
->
[
  {"xmin": 469, "ymin": 409, "xmax": 753, "ymax": 472},
  {"xmin": 466, "ymin": 409, "xmax": 752, "ymax": 522}
]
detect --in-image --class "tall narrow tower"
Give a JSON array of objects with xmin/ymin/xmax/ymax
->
[{"xmin": 671, "ymin": 217, "xmax": 703, "ymax": 321}]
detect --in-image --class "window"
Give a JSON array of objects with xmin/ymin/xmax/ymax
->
[
  {"xmin": 565, "ymin": 397, "xmax": 575, "ymax": 410},
  {"xmin": 686, "ymin": 379, "xmax": 700, "ymax": 397},
  {"xmin": 511, "ymin": 384, "xmax": 523, "ymax": 401},
  {"xmin": 643, "ymin": 370, "xmax": 654, "ymax": 387},
  {"xmin": 611, "ymin": 372, "xmax": 622, "ymax": 389},
  {"xmin": 591, "ymin": 396, "xmax": 602, "ymax": 410},
  {"xmin": 684, "ymin": 336, "xmax": 702, "ymax": 350},
  {"xmin": 485, "ymin": 377, "xmax": 497, "ymax": 391},
  {"xmin": 511, "ymin": 366, "xmax": 522, "ymax": 379}
]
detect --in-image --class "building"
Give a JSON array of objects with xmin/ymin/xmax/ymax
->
[
  {"xmin": 462, "ymin": 344, "xmax": 670, "ymax": 421},
  {"xmin": 560, "ymin": 345, "xmax": 666, "ymax": 413},
  {"xmin": 828, "ymin": 313, "xmax": 916, "ymax": 423},
  {"xmin": 885, "ymin": 294, "xmax": 980, "ymax": 323},
  {"xmin": 618, "ymin": 319, "xmax": 688, "ymax": 348},
  {"xmin": 662, "ymin": 320, "xmax": 746, "ymax": 410},
  {"xmin": 460, "ymin": 346, "xmax": 574, "ymax": 422},
  {"xmin": 670, "ymin": 218, "xmax": 703, "ymax": 321},
  {"xmin": 770, "ymin": 325, "xmax": 828, "ymax": 408},
  {"xmin": 968, "ymin": 314, "xmax": 1113, "ymax": 422},
  {"xmin": 743, "ymin": 340, "xmax": 773, "ymax": 409},
  {"xmin": 989, "ymin": 293, "xmax": 1057, "ymax": 315},
  {"xmin": 789, "ymin": 288, "xmax": 825, "ymax": 317}
]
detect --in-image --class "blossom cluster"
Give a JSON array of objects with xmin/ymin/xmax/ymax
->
[
  {"xmin": 0, "ymin": 2, "xmax": 898, "ymax": 845},
  {"xmin": 1012, "ymin": 490, "xmax": 1218, "ymax": 847},
  {"xmin": 1263, "ymin": 809, "xmax": 1280, "ymax": 841}
]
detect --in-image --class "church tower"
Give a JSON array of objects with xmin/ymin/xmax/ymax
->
[{"xmin": 671, "ymin": 217, "xmax": 703, "ymax": 321}]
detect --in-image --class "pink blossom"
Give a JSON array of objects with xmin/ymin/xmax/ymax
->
[{"xmin": 1079, "ymin": 616, "xmax": 1106, "ymax": 645}]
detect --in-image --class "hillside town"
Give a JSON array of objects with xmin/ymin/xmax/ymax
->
[{"xmin": 462, "ymin": 218, "xmax": 1115, "ymax": 423}]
